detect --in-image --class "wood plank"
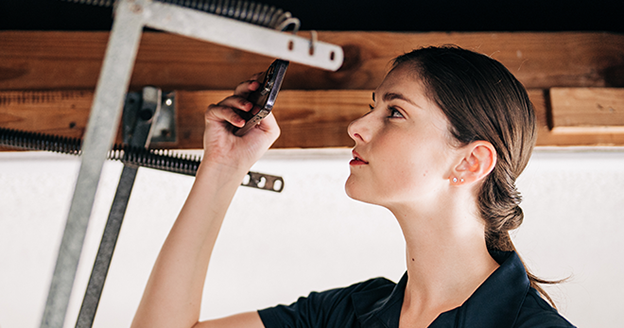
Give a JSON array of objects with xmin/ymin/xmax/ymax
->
[
  {"xmin": 0, "ymin": 90, "xmax": 91, "ymax": 138},
  {"xmin": 1, "ymin": 31, "xmax": 623, "ymax": 91},
  {"xmin": 175, "ymin": 90, "xmax": 371, "ymax": 149},
  {"xmin": 529, "ymin": 89, "xmax": 624, "ymax": 146},
  {"xmin": 2, "ymin": 89, "xmax": 624, "ymax": 149},
  {"xmin": 550, "ymin": 88, "xmax": 624, "ymax": 129}
]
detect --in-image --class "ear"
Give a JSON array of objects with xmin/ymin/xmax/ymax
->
[{"xmin": 450, "ymin": 141, "xmax": 497, "ymax": 185}]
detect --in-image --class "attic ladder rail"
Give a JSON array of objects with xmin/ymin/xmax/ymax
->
[{"xmin": 39, "ymin": 1, "xmax": 344, "ymax": 328}]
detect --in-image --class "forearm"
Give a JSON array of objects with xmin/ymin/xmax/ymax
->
[
  {"xmin": 132, "ymin": 74, "xmax": 278, "ymax": 328},
  {"xmin": 132, "ymin": 162, "xmax": 248, "ymax": 328}
]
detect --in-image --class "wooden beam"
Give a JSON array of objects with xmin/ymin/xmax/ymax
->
[
  {"xmin": 550, "ymin": 87, "xmax": 624, "ymax": 129},
  {"xmin": 2, "ymin": 89, "xmax": 624, "ymax": 149},
  {"xmin": 175, "ymin": 90, "xmax": 370, "ymax": 149},
  {"xmin": 1, "ymin": 31, "xmax": 623, "ymax": 91}
]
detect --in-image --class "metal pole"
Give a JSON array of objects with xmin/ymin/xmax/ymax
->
[
  {"xmin": 74, "ymin": 165, "xmax": 138, "ymax": 328},
  {"xmin": 39, "ymin": 1, "xmax": 146, "ymax": 327},
  {"xmin": 75, "ymin": 86, "xmax": 161, "ymax": 328}
]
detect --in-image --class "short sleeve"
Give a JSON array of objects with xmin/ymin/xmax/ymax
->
[{"xmin": 258, "ymin": 277, "xmax": 395, "ymax": 328}]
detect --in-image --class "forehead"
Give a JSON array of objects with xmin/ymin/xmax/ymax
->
[
  {"xmin": 375, "ymin": 64, "xmax": 427, "ymax": 99},
  {"xmin": 374, "ymin": 64, "xmax": 430, "ymax": 105},
  {"xmin": 375, "ymin": 64, "xmax": 453, "ymax": 135}
]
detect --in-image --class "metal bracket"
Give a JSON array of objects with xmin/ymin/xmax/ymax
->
[
  {"xmin": 242, "ymin": 171, "xmax": 284, "ymax": 192},
  {"xmin": 143, "ymin": 0, "xmax": 343, "ymax": 71},
  {"xmin": 151, "ymin": 91, "xmax": 177, "ymax": 143},
  {"xmin": 122, "ymin": 86, "xmax": 162, "ymax": 148},
  {"xmin": 124, "ymin": 89, "xmax": 175, "ymax": 144}
]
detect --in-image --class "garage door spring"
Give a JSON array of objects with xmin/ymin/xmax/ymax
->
[
  {"xmin": 61, "ymin": 0, "xmax": 301, "ymax": 32},
  {"xmin": 1, "ymin": 126, "xmax": 199, "ymax": 176},
  {"xmin": 0, "ymin": 127, "xmax": 284, "ymax": 192}
]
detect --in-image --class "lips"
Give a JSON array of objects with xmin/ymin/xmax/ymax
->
[{"xmin": 350, "ymin": 150, "xmax": 369, "ymax": 165}]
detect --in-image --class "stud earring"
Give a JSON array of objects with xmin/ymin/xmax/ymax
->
[{"xmin": 452, "ymin": 177, "xmax": 458, "ymax": 183}]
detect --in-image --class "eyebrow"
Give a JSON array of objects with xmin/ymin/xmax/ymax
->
[
  {"xmin": 382, "ymin": 92, "xmax": 418, "ymax": 107},
  {"xmin": 372, "ymin": 92, "xmax": 420, "ymax": 109}
]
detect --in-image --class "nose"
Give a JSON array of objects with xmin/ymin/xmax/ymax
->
[{"xmin": 348, "ymin": 112, "xmax": 371, "ymax": 143}]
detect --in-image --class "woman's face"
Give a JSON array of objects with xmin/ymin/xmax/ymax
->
[{"xmin": 345, "ymin": 64, "xmax": 459, "ymax": 208}]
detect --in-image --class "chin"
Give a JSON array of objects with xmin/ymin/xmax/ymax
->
[
  {"xmin": 344, "ymin": 176, "xmax": 377, "ymax": 205},
  {"xmin": 344, "ymin": 176, "xmax": 361, "ymax": 201}
]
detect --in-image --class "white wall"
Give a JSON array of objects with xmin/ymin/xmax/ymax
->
[{"xmin": 0, "ymin": 148, "xmax": 622, "ymax": 328}]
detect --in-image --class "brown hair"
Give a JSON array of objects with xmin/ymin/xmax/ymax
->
[{"xmin": 393, "ymin": 46, "xmax": 559, "ymax": 306}]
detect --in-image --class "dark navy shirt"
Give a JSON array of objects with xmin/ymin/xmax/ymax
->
[{"xmin": 258, "ymin": 251, "xmax": 575, "ymax": 327}]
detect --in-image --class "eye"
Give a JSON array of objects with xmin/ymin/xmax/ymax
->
[{"xmin": 388, "ymin": 106, "xmax": 404, "ymax": 118}]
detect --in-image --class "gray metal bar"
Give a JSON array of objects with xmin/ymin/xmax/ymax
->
[
  {"xmin": 39, "ymin": 1, "xmax": 146, "ymax": 327},
  {"xmin": 75, "ymin": 165, "xmax": 138, "ymax": 328},
  {"xmin": 142, "ymin": 0, "xmax": 343, "ymax": 71},
  {"xmin": 75, "ymin": 87, "xmax": 162, "ymax": 328}
]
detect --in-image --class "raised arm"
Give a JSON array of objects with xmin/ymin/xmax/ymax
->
[{"xmin": 131, "ymin": 78, "xmax": 279, "ymax": 328}]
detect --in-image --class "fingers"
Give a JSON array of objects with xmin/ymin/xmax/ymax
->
[
  {"xmin": 240, "ymin": 111, "xmax": 281, "ymax": 150},
  {"xmin": 258, "ymin": 112, "xmax": 280, "ymax": 137},
  {"xmin": 205, "ymin": 71, "xmax": 271, "ymax": 137},
  {"xmin": 233, "ymin": 72, "xmax": 263, "ymax": 97},
  {"xmin": 207, "ymin": 72, "xmax": 263, "ymax": 129},
  {"xmin": 217, "ymin": 94, "xmax": 254, "ymax": 112},
  {"xmin": 209, "ymin": 93, "xmax": 255, "ymax": 123},
  {"xmin": 206, "ymin": 104, "xmax": 245, "ymax": 128}
]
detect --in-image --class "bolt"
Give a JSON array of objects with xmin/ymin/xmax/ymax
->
[{"xmin": 130, "ymin": 3, "xmax": 143, "ymax": 14}]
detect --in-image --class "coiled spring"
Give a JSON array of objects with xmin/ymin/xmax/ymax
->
[
  {"xmin": 1, "ymin": 127, "xmax": 284, "ymax": 191},
  {"xmin": 0, "ymin": 127, "xmax": 200, "ymax": 176},
  {"xmin": 61, "ymin": 0, "xmax": 300, "ymax": 32}
]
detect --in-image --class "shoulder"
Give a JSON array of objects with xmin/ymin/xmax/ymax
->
[
  {"xmin": 321, "ymin": 276, "xmax": 396, "ymax": 302},
  {"xmin": 513, "ymin": 288, "xmax": 576, "ymax": 328},
  {"xmin": 258, "ymin": 277, "xmax": 396, "ymax": 328},
  {"xmin": 268, "ymin": 276, "xmax": 395, "ymax": 310}
]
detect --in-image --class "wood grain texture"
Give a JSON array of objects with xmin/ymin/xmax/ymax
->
[
  {"xmin": 550, "ymin": 88, "xmax": 624, "ymax": 128},
  {"xmin": 0, "ymin": 90, "xmax": 91, "ymax": 138},
  {"xmin": 531, "ymin": 89, "xmax": 624, "ymax": 146},
  {"xmin": 3, "ymin": 89, "xmax": 624, "ymax": 149},
  {"xmin": 1, "ymin": 31, "xmax": 623, "ymax": 91}
]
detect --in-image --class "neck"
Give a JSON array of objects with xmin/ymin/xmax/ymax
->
[{"xmin": 389, "ymin": 200, "xmax": 500, "ymax": 326}]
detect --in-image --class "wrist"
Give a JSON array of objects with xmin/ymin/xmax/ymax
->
[{"xmin": 195, "ymin": 160, "xmax": 249, "ymax": 187}]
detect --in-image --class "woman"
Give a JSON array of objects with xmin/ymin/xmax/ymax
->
[{"xmin": 131, "ymin": 46, "xmax": 575, "ymax": 327}]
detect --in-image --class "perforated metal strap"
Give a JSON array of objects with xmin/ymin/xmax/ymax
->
[{"xmin": 143, "ymin": 1, "xmax": 343, "ymax": 71}]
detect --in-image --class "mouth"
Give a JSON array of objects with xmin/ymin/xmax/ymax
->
[{"xmin": 350, "ymin": 150, "xmax": 369, "ymax": 165}]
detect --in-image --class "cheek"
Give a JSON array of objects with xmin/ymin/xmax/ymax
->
[
  {"xmin": 383, "ymin": 159, "xmax": 423, "ymax": 192},
  {"xmin": 379, "ymin": 141, "xmax": 445, "ymax": 193},
  {"xmin": 346, "ymin": 128, "xmax": 451, "ymax": 203}
]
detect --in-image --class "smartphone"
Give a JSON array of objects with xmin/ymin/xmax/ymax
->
[{"xmin": 233, "ymin": 59, "xmax": 289, "ymax": 136}]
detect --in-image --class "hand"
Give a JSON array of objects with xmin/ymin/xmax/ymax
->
[{"xmin": 201, "ymin": 75, "xmax": 281, "ymax": 174}]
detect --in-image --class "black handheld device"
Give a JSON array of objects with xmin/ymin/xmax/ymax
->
[{"xmin": 233, "ymin": 59, "xmax": 289, "ymax": 136}]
